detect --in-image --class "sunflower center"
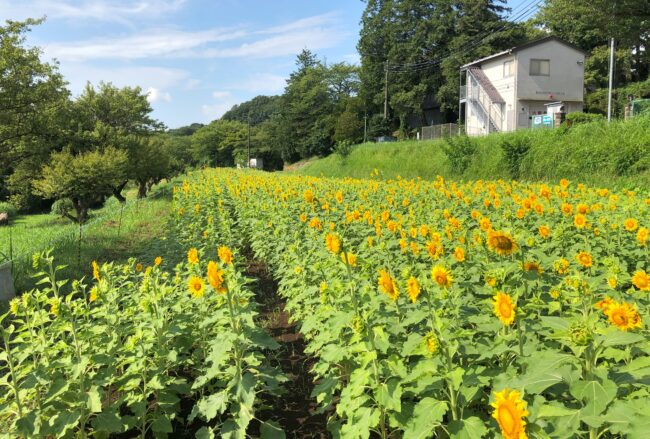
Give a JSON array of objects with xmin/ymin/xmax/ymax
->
[
  {"xmin": 612, "ymin": 311, "xmax": 627, "ymax": 325},
  {"xmin": 498, "ymin": 403, "xmax": 518, "ymax": 434},
  {"xmin": 436, "ymin": 275, "xmax": 447, "ymax": 285},
  {"xmin": 499, "ymin": 301, "xmax": 512, "ymax": 318},
  {"xmin": 496, "ymin": 237, "xmax": 513, "ymax": 250}
]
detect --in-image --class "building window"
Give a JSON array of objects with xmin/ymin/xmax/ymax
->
[
  {"xmin": 503, "ymin": 60, "xmax": 514, "ymax": 78},
  {"xmin": 530, "ymin": 59, "xmax": 550, "ymax": 76}
]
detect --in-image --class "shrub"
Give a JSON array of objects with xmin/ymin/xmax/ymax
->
[
  {"xmin": 334, "ymin": 140, "xmax": 353, "ymax": 161},
  {"xmin": 499, "ymin": 133, "xmax": 532, "ymax": 179},
  {"xmin": 565, "ymin": 112, "xmax": 605, "ymax": 126},
  {"xmin": 50, "ymin": 198, "xmax": 74, "ymax": 218},
  {"xmin": 0, "ymin": 201, "xmax": 17, "ymax": 217},
  {"xmin": 441, "ymin": 135, "xmax": 477, "ymax": 174}
]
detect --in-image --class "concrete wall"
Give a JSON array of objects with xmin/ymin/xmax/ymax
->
[{"xmin": 515, "ymin": 39, "xmax": 585, "ymax": 102}]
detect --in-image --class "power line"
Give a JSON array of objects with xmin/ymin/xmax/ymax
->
[{"xmin": 385, "ymin": 0, "xmax": 543, "ymax": 73}]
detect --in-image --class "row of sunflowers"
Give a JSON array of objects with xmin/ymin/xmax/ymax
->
[
  {"xmin": 0, "ymin": 210, "xmax": 284, "ymax": 436},
  {"xmin": 173, "ymin": 169, "xmax": 649, "ymax": 439}
]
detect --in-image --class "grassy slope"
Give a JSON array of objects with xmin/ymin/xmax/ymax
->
[
  {"xmin": 298, "ymin": 116, "xmax": 650, "ymax": 189},
  {"xmin": 2, "ymin": 184, "xmax": 178, "ymax": 293}
]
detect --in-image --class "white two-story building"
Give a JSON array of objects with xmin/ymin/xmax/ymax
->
[{"xmin": 460, "ymin": 36, "xmax": 587, "ymax": 136}]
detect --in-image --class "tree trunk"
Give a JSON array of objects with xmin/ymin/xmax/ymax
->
[
  {"xmin": 137, "ymin": 181, "xmax": 147, "ymax": 199},
  {"xmin": 72, "ymin": 198, "xmax": 88, "ymax": 224},
  {"xmin": 113, "ymin": 180, "xmax": 129, "ymax": 203}
]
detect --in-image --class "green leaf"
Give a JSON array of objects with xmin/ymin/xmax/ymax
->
[
  {"xmin": 372, "ymin": 326, "xmax": 390, "ymax": 353},
  {"xmin": 48, "ymin": 410, "xmax": 81, "ymax": 437},
  {"xmin": 536, "ymin": 403, "xmax": 580, "ymax": 418},
  {"xmin": 598, "ymin": 328, "xmax": 645, "ymax": 346},
  {"xmin": 196, "ymin": 391, "xmax": 228, "ymax": 421},
  {"xmin": 195, "ymin": 426, "xmax": 215, "ymax": 439},
  {"xmin": 92, "ymin": 411, "xmax": 124, "ymax": 433},
  {"xmin": 376, "ymin": 378, "xmax": 402, "ymax": 412},
  {"xmin": 86, "ymin": 386, "xmax": 102, "ymax": 413},
  {"xmin": 570, "ymin": 378, "xmax": 617, "ymax": 418},
  {"xmin": 151, "ymin": 414, "xmax": 173, "ymax": 433},
  {"xmin": 260, "ymin": 421, "xmax": 285, "ymax": 439},
  {"xmin": 402, "ymin": 398, "xmax": 447, "ymax": 439},
  {"xmin": 448, "ymin": 416, "xmax": 487, "ymax": 439}
]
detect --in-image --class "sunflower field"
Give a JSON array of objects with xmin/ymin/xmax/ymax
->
[{"xmin": 1, "ymin": 168, "xmax": 649, "ymax": 439}]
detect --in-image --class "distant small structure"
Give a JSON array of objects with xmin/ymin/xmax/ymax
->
[
  {"xmin": 0, "ymin": 212, "xmax": 8, "ymax": 226},
  {"xmin": 248, "ymin": 158, "xmax": 264, "ymax": 170},
  {"xmin": 376, "ymin": 136, "xmax": 397, "ymax": 143}
]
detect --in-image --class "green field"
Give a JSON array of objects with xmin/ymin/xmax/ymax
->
[
  {"xmin": 1, "ymin": 185, "xmax": 177, "ymax": 293},
  {"xmin": 298, "ymin": 115, "xmax": 650, "ymax": 189}
]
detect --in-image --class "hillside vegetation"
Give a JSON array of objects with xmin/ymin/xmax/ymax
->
[{"xmin": 298, "ymin": 115, "xmax": 650, "ymax": 189}]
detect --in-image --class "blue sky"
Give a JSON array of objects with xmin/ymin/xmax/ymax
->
[{"xmin": 0, "ymin": 0, "xmax": 533, "ymax": 128}]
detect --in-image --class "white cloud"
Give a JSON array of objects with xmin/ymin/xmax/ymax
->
[
  {"xmin": 0, "ymin": 0, "xmax": 187, "ymax": 25},
  {"xmin": 201, "ymin": 102, "xmax": 234, "ymax": 121},
  {"xmin": 184, "ymin": 78, "xmax": 201, "ymax": 90},
  {"xmin": 40, "ymin": 12, "xmax": 347, "ymax": 61},
  {"xmin": 212, "ymin": 91, "xmax": 231, "ymax": 99},
  {"xmin": 146, "ymin": 87, "xmax": 171, "ymax": 103},
  {"xmin": 59, "ymin": 63, "xmax": 189, "ymax": 95},
  {"xmin": 231, "ymin": 73, "xmax": 286, "ymax": 94}
]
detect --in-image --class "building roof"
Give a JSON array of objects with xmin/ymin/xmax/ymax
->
[
  {"xmin": 460, "ymin": 36, "xmax": 587, "ymax": 69},
  {"xmin": 468, "ymin": 66, "xmax": 505, "ymax": 103}
]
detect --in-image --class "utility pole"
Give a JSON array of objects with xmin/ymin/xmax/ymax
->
[
  {"xmin": 607, "ymin": 37, "xmax": 615, "ymax": 122},
  {"xmin": 364, "ymin": 113, "xmax": 368, "ymax": 143},
  {"xmin": 247, "ymin": 113, "xmax": 251, "ymax": 168},
  {"xmin": 383, "ymin": 67, "xmax": 389, "ymax": 119}
]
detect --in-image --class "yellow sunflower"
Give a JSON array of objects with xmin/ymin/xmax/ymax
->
[
  {"xmin": 453, "ymin": 247, "xmax": 465, "ymax": 262},
  {"xmin": 431, "ymin": 266, "xmax": 453, "ymax": 288},
  {"xmin": 154, "ymin": 256, "xmax": 162, "ymax": 266},
  {"xmin": 605, "ymin": 301, "xmax": 643, "ymax": 331},
  {"xmin": 92, "ymin": 260, "xmax": 101, "ymax": 281},
  {"xmin": 187, "ymin": 248, "xmax": 199, "ymax": 265},
  {"xmin": 487, "ymin": 230, "xmax": 518, "ymax": 256},
  {"xmin": 325, "ymin": 233, "xmax": 341, "ymax": 254},
  {"xmin": 491, "ymin": 388, "xmax": 529, "ymax": 439},
  {"xmin": 188, "ymin": 276, "xmax": 205, "ymax": 299},
  {"xmin": 493, "ymin": 292, "xmax": 516, "ymax": 326},
  {"xmin": 574, "ymin": 213, "xmax": 587, "ymax": 229},
  {"xmin": 218, "ymin": 246, "xmax": 233, "ymax": 265},
  {"xmin": 631, "ymin": 270, "xmax": 649, "ymax": 291},
  {"xmin": 378, "ymin": 269, "xmax": 399, "ymax": 301},
  {"xmin": 576, "ymin": 251, "xmax": 593, "ymax": 268},
  {"xmin": 523, "ymin": 261, "xmax": 543, "ymax": 275},
  {"xmin": 207, "ymin": 261, "xmax": 226, "ymax": 293},
  {"xmin": 637, "ymin": 227, "xmax": 649, "ymax": 246},
  {"xmin": 340, "ymin": 252, "xmax": 357, "ymax": 267},
  {"xmin": 406, "ymin": 277, "xmax": 421, "ymax": 303},
  {"xmin": 624, "ymin": 218, "xmax": 638, "ymax": 232},
  {"xmin": 538, "ymin": 225, "xmax": 551, "ymax": 239}
]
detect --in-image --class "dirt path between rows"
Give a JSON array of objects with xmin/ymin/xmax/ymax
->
[{"xmin": 246, "ymin": 259, "xmax": 329, "ymax": 439}]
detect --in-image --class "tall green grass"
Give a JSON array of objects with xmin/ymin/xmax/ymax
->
[{"xmin": 298, "ymin": 115, "xmax": 650, "ymax": 189}]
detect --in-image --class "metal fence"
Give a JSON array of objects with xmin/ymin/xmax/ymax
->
[{"xmin": 421, "ymin": 123, "xmax": 462, "ymax": 141}]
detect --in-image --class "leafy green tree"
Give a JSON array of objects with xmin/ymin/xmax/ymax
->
[
  {"xmin": 33, "ymin": 148, "xmax": 128, "ymax": 223},
  {"xmin": 0, "ymin": 18, "xmax": 69, "ymax": 207},
  {"xmin": 537, "ymin": 0, "xmax": 649, "ymax": 83},
  {"xmin": 222, "ymin": 95, "xmax": 282, "ymax": 125},
  {"xmin": 191, "ymin": 120, "xmax": 247, "ymax": 167},
  {"xmin": 334, "ymin": 97, "xmax": 365, "ymax": 143},
  {"xmin": 69, "ymin": 82, "xmax": 166, "ymax": 200}
]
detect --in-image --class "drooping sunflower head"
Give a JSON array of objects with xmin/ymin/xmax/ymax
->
[
  {"xmin": 491, "ymin": 388, "xmax": 529, "ymax": 439},
  {"xmin": 431, "ymin": 266, "xmax": 453, "ymax": 289},
  {"xmin": 207, "ymin": 261, "xmax": 226, "ymax": 293},
  {"xmin": 576, "ymin": 251, "xmax": 593, "ymax": 268},
  {"xmin": 631, "ymin": 270, "xmax": 649, "ymax": 291},
  {"xmin": 187, "ymin": 248, "xmax": 199, "ymax": 265},
  {"xmin": 487, "ymin": 231, "xmax": 518, "ymax": 256},
  {"xmin": 325, "ymin": 233, "xmax": 341, "ymax": 254},
  {"xmin": 493, "ymin": 292, "xmax": 516, "ymax": 326},
  {"xmin": 341, "ymin": 251, "xmax": 357, "ymax": 267},
  {"xmin": 406, "ymin": 276, "xmax": 421, "ymax": 303},
  {"xmin": 523, "ymin": 261, "xmax": 543, "ymax": 275},
  {"xmin": 188, "ymin": 276, "xmax": 205, "ymax": 299},
  {"xmin": 378, "ymin": 269, "xmax": 399, "ymax": 301},
  {"xmin": 453, "ymin": 247, "xmax": 465, "ymax": 262},
  {"xmin": 218, "ymin": 246, "xmax": 233, "ymax": 265},
  {"xmin": 92, "ymin": 260, "xmax": 101, "ymax": 281}
]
